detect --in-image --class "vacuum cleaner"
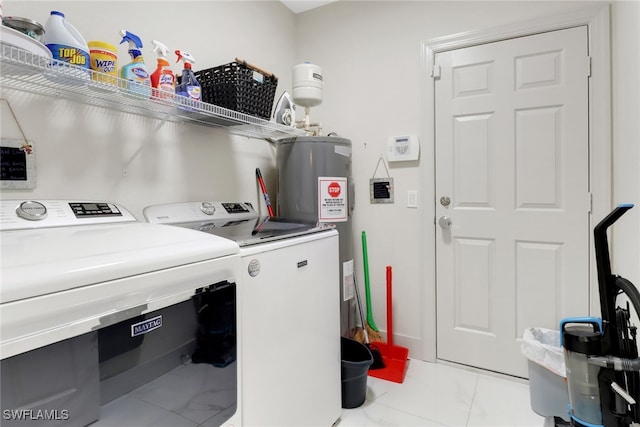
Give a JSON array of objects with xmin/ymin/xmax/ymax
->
[{"xmin": 561, "ymin": 203, "xmax": 639, "ymax": 427}]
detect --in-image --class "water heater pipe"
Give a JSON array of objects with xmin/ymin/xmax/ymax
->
[{"xmin": 296, "ymin": 107, "xmax": 322, "ymax": 135}]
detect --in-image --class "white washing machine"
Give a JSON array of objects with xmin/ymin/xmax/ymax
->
[
  {"xmin": 0, "ymin": 200, "xmax": 243, "ymax": 427},
  {"xmin": 144, "ymin": 201, "xmax": 342, "ymax": 427}
]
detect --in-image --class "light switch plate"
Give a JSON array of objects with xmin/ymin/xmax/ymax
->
[{"xmin": 407, "ymin": 190, "xmax": 418, "ymax": 208}]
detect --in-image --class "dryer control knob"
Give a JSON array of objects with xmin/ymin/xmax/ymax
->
[
  {"xmin": 17, "ymin": 200, "xmax": 48, "ymax": 221},
  {"xmin": 200, "ymin": 202, "xmax": 216, "ymax": 215}
]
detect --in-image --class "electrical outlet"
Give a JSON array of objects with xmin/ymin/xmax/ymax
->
[{"xmin": 407, "ymin": 190, "xmax": 418, "ymax": 208}]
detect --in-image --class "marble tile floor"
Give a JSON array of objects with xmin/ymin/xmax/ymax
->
[
  {"xmin": 93, "ymin": 362, "xmax": 237, "ymax": 427},
  {"xmin": 339, "ymin": 359, "xmax": 546, "ymax": 427},
  {"xmin": 93, "ymin": 358, "xmax": 545, "ymax": 427}
]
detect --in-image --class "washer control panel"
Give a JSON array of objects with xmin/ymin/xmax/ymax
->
[
  {"xmin": 221, "ymin": 202, "xmax": 252, "ymax": 214},
  {"xmin": 68, "ymin": 202, "xmax": 122, "ymax": 218},
  {"xmin": 1, "ymin": 200, "xmax": 137, "ymax": 230},
  {"xmin": 144, "ymin": 201, "xmax": 257, "ymax": 224}
]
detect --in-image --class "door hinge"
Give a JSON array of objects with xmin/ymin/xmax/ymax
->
[
  {"xmin": 432, "ymin": 65, "xmax": 441, "ymax": 79},
  {"xmin": 586, "ymin": 56, "xmax": 592, "ymax": 77},
  {"xmin": 587, "ymin": 192, "xmax": 593, "ymax": 213}
]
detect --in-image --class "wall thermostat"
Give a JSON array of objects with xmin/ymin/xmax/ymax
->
[{"xmin": 387, "ymin": 134, "xmax": 420, "ymax": 162}]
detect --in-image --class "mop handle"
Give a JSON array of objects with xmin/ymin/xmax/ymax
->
[{"xmin": 386, "ymin": 265, "xmax": 393, "ymax": 346}]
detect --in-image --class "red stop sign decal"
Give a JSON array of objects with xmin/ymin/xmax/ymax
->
[{"xmin": 328, "ymin": 182, "xmax": 341, "ymax": 197}]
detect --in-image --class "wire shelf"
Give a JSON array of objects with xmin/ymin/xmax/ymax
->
[{"xmin": 0, "ymin": 43, "xmax": 305, "ymax": 140}]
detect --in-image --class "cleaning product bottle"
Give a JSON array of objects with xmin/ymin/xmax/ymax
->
[
  {"xmin": 175, "ymin": 50, "xmax": 201, "ymax": 102},
  {"xmin": 88, "ymin": 40, "xmax": 118, "ymax": 86},
  {"xmin": 119, "ymin": 30, "xmax": 151, "ymax": 98},
  {"xmin": 43, "ymin": 11, "xmax": 90, "ymax": 71},
  {"xmin": 150, "ymin": 40, "xmax": 174, "ymax": 99}
]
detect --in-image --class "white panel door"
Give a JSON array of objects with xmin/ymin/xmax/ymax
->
[{"xmin": 435, "ymin": 26, "xmax": 590, "ymax": 378}]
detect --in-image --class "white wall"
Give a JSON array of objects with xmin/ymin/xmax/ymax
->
[
  {"xmin": 295, "ymin": 1, "xmax": 640, "ymax": 359},
  {"xmin": 1, "ymin": 1, "xmax": 296, "ymax": 218},
  {"xmin": 611, "ymin": 1, "xmax": 640, "ymax": 287},
  {"xmin": 610, "ymin": 0, "xmax": 640, "ymax": 331},
  {"xmin": 2, "ymin": 1, "xmax": 638, "ymax": 362}
]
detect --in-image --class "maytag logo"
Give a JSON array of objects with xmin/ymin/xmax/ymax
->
[{"xmin": 131, "ymin": 315, "xmax": 162, "ymax": 337}]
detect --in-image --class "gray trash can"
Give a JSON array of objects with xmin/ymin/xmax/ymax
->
[{"xmin": 521, "ymin": 327, "xmax": 570, "ymax": 422}]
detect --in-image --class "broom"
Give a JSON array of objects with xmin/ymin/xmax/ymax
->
[
  {"xmin": 361, "ymin": 231, "xmax": 383, "ymax": 342},
  {"xmin": 353, "ymin": 272, "xmax": 385, "ymax": 369}
]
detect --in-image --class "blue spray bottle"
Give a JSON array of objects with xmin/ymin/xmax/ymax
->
[
  {"xmin": 175, "ymin": 50, "xmax": 201, "ymax": 102},
  {"xmin": 119, "ymin": 30, "xmax": 151, "ymax": 98}
]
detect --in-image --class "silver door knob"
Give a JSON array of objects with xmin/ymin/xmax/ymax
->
[{"xmin": 438, "ymin": 216, "xmax": 452, "ymax": 228}]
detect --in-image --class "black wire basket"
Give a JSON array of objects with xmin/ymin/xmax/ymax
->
[{"xmin": 193, "ymin": 59, "xmax": 278, "ymax": 120}]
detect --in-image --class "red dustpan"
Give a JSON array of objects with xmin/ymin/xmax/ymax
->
[{"xmin": 368, "ymin": 266, "xmax": 409, "ymax": 383}]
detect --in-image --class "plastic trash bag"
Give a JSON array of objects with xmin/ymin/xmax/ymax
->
[{"xmin": 521, "ymin": 327, "xmax": 566, "ymax": 377}]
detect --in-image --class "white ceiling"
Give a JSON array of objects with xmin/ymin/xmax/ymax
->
[{"xmin": 280, "ymin": 1, "xmax": 338, "ymax": 14}]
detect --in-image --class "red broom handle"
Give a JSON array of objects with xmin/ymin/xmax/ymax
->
[
  {"xmin": 256, "ymin": 168, "xmax": 274, "ymax": 217},
  {"xmin": 386, "ymin": 266, "xmax": 393, "ymax": 346}
]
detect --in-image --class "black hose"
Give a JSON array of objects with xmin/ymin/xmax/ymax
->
[
  {"xmin": 588, "ymin": 277, "xmax": 640, "ymax": 370},
  {"xmin": 614, "ymin": 276, "xmax": 640, "ymax": 421},
  {"xmin": 616, "ymin": 276, "xmax": 640, "ymax": 322}
]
